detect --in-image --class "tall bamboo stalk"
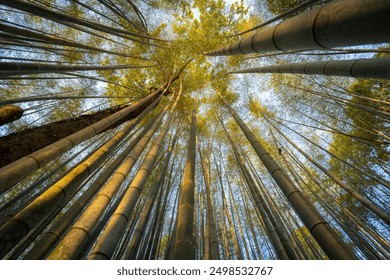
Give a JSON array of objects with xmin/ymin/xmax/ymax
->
[
  {"xmin": 198, "ymin": 147, "xmax": 220, "ymax": 260},
  {"xmin": 123, "ymin": 132, "xmax": 178, "ymax": 259},
  {"xmin": 222, "ymin": 126, "xmax": 290, "ymax": 260},
  {"xmin": 227, "ymin": 58, "xmax": 390, "ymax": 80},
  {"xmin": 173, "ymin": 109, "xmax": 197, "ymax": 260},
  {"xmin": 0, "ymin": 62, "xmax": 152, "ymax": 77}
]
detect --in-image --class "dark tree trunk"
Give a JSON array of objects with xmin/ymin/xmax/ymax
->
[
  {"xmin": 0, "ymin": 105, "xmax": 24, "ymax": 126},
  {"xmin": 0, "ymin": 92, "xmax": 161, "ymax": 167}
]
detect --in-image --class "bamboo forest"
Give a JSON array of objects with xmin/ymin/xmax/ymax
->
[{"xmin": 0, "ymin": 0, "xmax": 389, "ymax": 260}]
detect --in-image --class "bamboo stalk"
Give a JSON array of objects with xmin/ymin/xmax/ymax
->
[
  {"xmin": 173, "ymin": 109, "xmax": 197, "ymax": 260},
  {"xmin": 205, "ymin": 0, "xmax": 390, "ymax": 55},
  {"xmin": 227, "ymin": 58, "xmax": 390, "ymax": 80}
]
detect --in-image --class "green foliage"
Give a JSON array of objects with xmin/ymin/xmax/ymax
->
[
  {"xmin": 248, "ymin": 98, "xmax": 276, "ymax": 119},
  {"xmin": 266, "ymin": 0, "xmax": 305, "ymax": 14},
  {"xmin": 328, "ymin": 79, "xmax": 389, "ymax": 189}
]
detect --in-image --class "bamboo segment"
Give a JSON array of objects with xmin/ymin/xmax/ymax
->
[
  {"xmin": 173, "ymin": 110, "xmax": 197, "ymax": 260},
  {"xmin": 0, "ymin": 105, "xmax": 23, "ymax": 126},
  {"xmin": 218, "ymin": 91, "xmax": 358, "ymax": 260},
  {"xmin": 204, "ymin": 0, "xmax": 390, "ymax": 56},
  {"xmin": 227, "ymin": 58, "xmax": 390, "ymax": 80},
  {"xmin": 198, "ymin": 148, "xmax": 220, "ymax": 260}
]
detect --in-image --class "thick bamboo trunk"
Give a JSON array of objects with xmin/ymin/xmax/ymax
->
[
  {"xmin": 147, "ymin": 134, "xmax": 180, "ymax": 260},
  {"xmin": 205, "ymin": 0, "xmax": 390, "ymax": 56},
  {"xmin": 173, "ymin": 109, "xmax": 197, "ymax": 260},
  {"xmin": 202, "ymin": 189, "xmax": 211, "ymax": 260},
  {"xmin": 199, "ymin": 149, "xmax": 220, "ymax": 260},
  {"xmin": 123, "ymin": 184, "xmax": 159, "ymax": 259},
  {"xmin": 227, "ymin": 58, "xmax": 390, "ymax": 80},
  {"xmin": 217, "ymin": 91, "xmax": 357, "ymax": 260},
  {"xmin": 0, "ymin": 105, "xmax": 23, "ymax": 126}
]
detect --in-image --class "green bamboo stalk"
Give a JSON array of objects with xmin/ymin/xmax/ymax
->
[{"xmin": 173, "ymin": 109, "xmax": 197, "ymax": 260}]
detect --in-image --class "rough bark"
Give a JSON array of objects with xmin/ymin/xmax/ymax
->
[
  {"xmin": 0, "ymin": 105, "xmax": 24, "ymax": 126},
  {"xmin": 0, "ymin": 90, "xmax": 161, "ymax": 167}
]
